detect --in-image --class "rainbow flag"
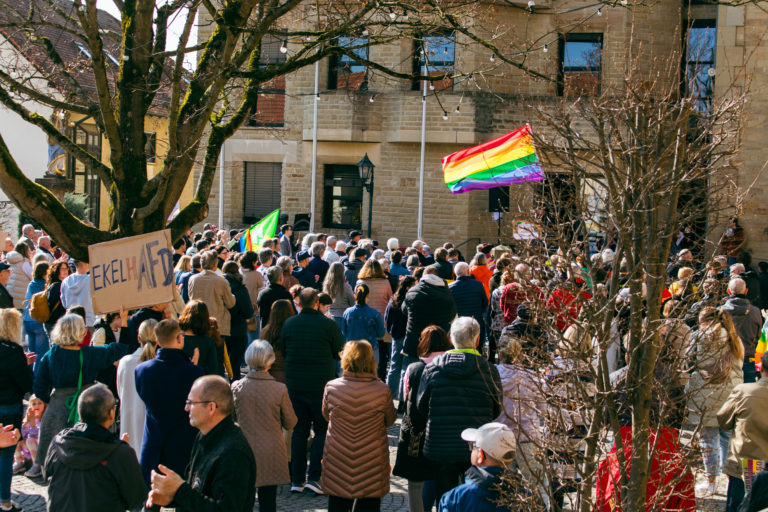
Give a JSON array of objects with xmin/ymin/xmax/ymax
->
[
  {"xmin": 240, "ymin": 208, "xmax": 280, "ymax": 252},
  {"xmin": 441, "ymin": 124, "xmax": 544, "ymax": 194}
]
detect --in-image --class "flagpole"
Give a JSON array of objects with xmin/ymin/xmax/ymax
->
[
  {"xmin": 417, "ymin": 61, "xmax": 427, "ymax": 240},
  {"xmin": 218, "ymin": 141, "xmax": 225, "ymax": 229},
  {"xmin": 310, "ymin": 59, "xmax": 319, "ymax": 233}
]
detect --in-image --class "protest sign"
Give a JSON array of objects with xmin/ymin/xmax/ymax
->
[{"xmin": 89, "ymin": 230, "xmax": 174, "ymax": 314}]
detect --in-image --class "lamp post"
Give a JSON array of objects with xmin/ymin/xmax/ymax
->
[{"xmin": 357, "ymin": 153, "xmax": 375, "ymax": 238}]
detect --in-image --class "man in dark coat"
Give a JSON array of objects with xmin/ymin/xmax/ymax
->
[
  {"xmin": 147, "ymin": 375, "xmax": 256, "ymax": 512},
  {"xmin": 449, "ymin": 262, "xmax": 488, "ymax": 340},
  {"xmin": 306, "ymin": 242, "xmax": 330, "ymax": 285},
  {"xmin": 0, "ymin": 262, "xmax": 13, "ymax": 309},
  {"xmin": 280, "ymin": 288, "xmax": 344, "ymax": 494},
  {"xmin": 416, "ymin": 317, "xmax": 502, "ymax": 504},
  {"xmin": 135, "ymin": 319, "xmax": 204, "ymax": 483},
  {"xmin": 44, "ymin": 384, "xmax": 146, "ymax": 512},
  {"xmin": 401, "ymin": 272, "xmax": 457, "ymax": 363},
  {"xmin": 430, "ymin": 248, "xmax": 455, "ymax": 281},
  {"xmin": 293, "ymin": 251, "xmax": 319, "ymax": 289},
  {"xmin": 256, "ymin": 266, "xmax": 294, "ymax": 326}
]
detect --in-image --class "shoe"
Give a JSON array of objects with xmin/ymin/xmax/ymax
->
[
  {"xmin": 305, "ymin": 480, "xmax": 324, "ymax": 495},
  {"xmin": 290, "ymin": 483, "xmax": 304, "ymax": 493},
  {"xmin": 24, "ymin": 464, "xmax": 42, "ymax": 478},
  {"xmin": 12, "ymin": 460, "xmax": 26, "ymax": 475},
  {"xmin": 0, "ymin": 503, "xmax": 23, "ymax": 512}
]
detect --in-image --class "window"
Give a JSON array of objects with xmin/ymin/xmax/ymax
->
[
  {"xmin": 534, "ymin": 174, "xmax": 579, "ymax": 237},
  {"xmin": 144, "ymin": 132, "xmax": 156, "ymax": 162},
  {"xmin": 67, "ymin": 124, "xmax": 101, "ymax": 226},
  {"xmin": 323, "ymin": 164, "xmax": 362, "ymax": 229},
  {"xmin": 558, "ymin": 34, "xmax": 602, "ymax": 96},
  {"xmin": 685, "ymin": 20, "xmax": 716, "ymax": 113},
  {"xmin": 412, "ymin": 32, "xmax": 455, "ymax": 91},
  {"xmin": 328, "ymin": 36, "xmax": 369, "ymax": 91},
  {"xmin": 247, "ymin": 36, "xmax": 287, "ymax": 127},
  {"xmin": 243, "ymin": 162, "xmax": 282, "ymax": 224}
]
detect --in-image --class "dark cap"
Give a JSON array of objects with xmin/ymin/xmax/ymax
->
[
  {"xmin": 479, "ymin": 243, "xmax": 493, "ymax": 254},
  {"xmin": 296, "ymin": 250, "xmax": 310, "ymax": 262},
  {"xmin": 348, "ymin": 230, "xmax": 362, "ymax": 239},
  {"xmin": 0, "ymin": 261, "xmax": 10, "ymax": 272}
]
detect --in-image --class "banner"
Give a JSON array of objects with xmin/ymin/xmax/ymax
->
[
  {"xmin": 89, "ymin": 230, "xmax": 174, "ymax": 314},
  {"xmin": 240, "ymin": 209, "xmax": 280, "ymax": 252}
]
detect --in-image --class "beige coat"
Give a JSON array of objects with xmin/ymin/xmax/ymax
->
[
  {"xmin": 322, "ymin": 372, "xmax": 396, "ymax": 499},
  {"xmin": 718, "ymin": 377, "xmax": 768, "ymax": 463},
  {"xmin": 188, "ymin": 270, "xmax": 236, "ymax": 335},
  {"xmin": 231, "ymin": 371, "xmax": 297, "ymax": 487}
]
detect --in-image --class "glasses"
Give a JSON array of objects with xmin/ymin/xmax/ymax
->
[
  {"xmin": 185, "ymin": 400, "xmax": 213, "ymax": 407},
  {"xmin": 467, "ymin": 441, "xmax": 476, "ymax": 450}
]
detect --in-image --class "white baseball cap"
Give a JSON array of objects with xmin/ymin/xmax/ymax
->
[{"xmin": 461, "ymin": 422, "xmax": 516, "ymax": 464}]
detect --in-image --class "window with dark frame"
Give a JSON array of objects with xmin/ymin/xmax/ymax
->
[
  {"xmin": 685, "ymin": 20, "xmax": 716, "ymax": 114},
  {"xmin": 67, "ymin": 124, "xmax": 101, "ymax": 227},
  {"xmin": 323, "ymin": 164, "xmax": 362, "ymax": 230},
  {"xmin": 247, "ymin": 35, "xmax": 287, "ymax": 128},
  {"xmin": 144, "ymin": 132, "xmax": 156, "ymax": 162},
  {"xmin": 243, "ymin": 162, "xmax": 282, "ymax": 224},
  {"xmin": 328, "ymin": 36, "xmax": 369, "ymax": 91},
  {"xmin": 558, "ymin": 33, "xmax": 603, "ymax": 97},
  {"xmin": 412, "ymin": 32, "xmax": 456, "ymax": 91}
]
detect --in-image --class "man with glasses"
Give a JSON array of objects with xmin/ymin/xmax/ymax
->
[
  {"xmin": 135, "ymin": 319, "xmax": 204, "ymax": 483},
  {"xmin": 147, "ymin": 375, "xmax": 256, "ymax": 512}
]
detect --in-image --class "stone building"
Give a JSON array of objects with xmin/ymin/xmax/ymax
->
[{"xmin": 196, "ymin": 1, "xmax": 766, "ymax": 258}]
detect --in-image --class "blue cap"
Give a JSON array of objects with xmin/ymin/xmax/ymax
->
[{"xmin": 296, "ymin": 250, "xmax": 310, "ymax": 261}]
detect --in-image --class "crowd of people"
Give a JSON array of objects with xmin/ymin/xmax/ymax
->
[{"xmin": 0, "ymin": 220, "xmax": 766, "ymax": 512}]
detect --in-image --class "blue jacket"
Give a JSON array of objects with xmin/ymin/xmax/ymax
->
[
  {"xmin": 449, "ymin": 276, "xmax": 488, "ymax": 326},
  {"xmin": 23, "ymin": 278, "xmax": 46, "ymax": 325},
  {"xmin": 389, "ymin": 263, "xmax": 411, "ymax": 277},
  {"xmin": 342, "ymin": 304, "xmax": 385, "ymax": 348},
  {"xmin": 179, "ymin": 269, "xmax": 200, "ymax": 303},
  {"xmin": 439, "ymin": 466, "xmax": 516, "ymax": 512},
  {"xmin": 307, "ymin": 256, "xmax": 330, "ymax": 285},
  {"xmin": 134, "ymin": 348, "xmax": 204, "ymax": 483}
]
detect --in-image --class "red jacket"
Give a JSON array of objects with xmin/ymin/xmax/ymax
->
[
  {"xmin": 500, "ymin": 282, "xmax": 544, "ymax": 325},
  {"xmin": 547, "ymin": 284, "xmax": 592, "ymax": 331}
]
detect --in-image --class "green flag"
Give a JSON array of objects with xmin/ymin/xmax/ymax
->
[{"xmin": 240, "ymin": 209, "xmax": 280, "ymax": 252}]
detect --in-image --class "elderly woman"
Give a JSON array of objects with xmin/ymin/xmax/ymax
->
[
  {"xmin": 322, "ymin": 340, "xmax": 396, "ymax": 512},
  {"xmin": 31, "ymin": 314, "xmax": 127, "ymax": 475},
  {"xmin": 0, "ymin": 309, "xmax": 33, "ymax": 509},
  {"xmin": 232, "ymin": 340, "xmax": 297, "ymax": 512},
  {"xmin": 116, "ymin": 319, "xmax": 159, "ymax": 455}
]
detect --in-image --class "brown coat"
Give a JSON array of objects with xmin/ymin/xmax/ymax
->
[
  {"xmin": 322, "ymin": 372, "xmax": 396, "ymax": 499},
  {"xmin": 188, "ymin": 270, "xmax": 236, "ymax": 336},
  {"xmin": 231, "ymin": 371, "xmax": 297, "ymax": 487}
]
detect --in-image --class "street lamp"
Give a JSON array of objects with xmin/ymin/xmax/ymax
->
[{"xmin": 357, "ymin": 153, "xmax": 375, "ymax": 238}]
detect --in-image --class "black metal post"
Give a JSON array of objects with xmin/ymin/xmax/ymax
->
[{"xmin": 366, "ymin": 175, "xmax": 374, "ymax": 238}]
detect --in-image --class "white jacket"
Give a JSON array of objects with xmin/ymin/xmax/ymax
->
[{"xmin": 6, "ymin": 251, "xmax": 31, "ymax": 308}]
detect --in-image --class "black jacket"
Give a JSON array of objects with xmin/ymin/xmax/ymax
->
[
  {"xmin": 385, "ymin": 299, "xmax": 408, "ymax": 340},
  {"xmin": 44, "ymin": 423, "xmax": 146, "ymax": 512},
  {"xmin": 256, "ymin": 284, "xmax": 293, "ymax": 326},
  {"xmin": 740, "ymin": 269, "xmax": 762, "ymax": 307},
  {"xmin": 402, "ymin": 281, "xmax": 457, "ymax": 357},
  {"xmin": 125, "ymin": 308, "xmax": 165, "ymax": 352},
  {"xmin": 280, "ymin": 308, "xmax": 344, "ymax": 393},
  {"xmin": 293, "ymin": 265, "xmax": 318, "ymax": 289},
  {"xmin": 344, "ymin": 259, "xmax": 365, "ymax": 286},
  {"xmin": 431, "ymin": 260, "xmax": 454, "ymax": 281},
  {"xmin": 416, "ymin": 351, "xmax": 502, "ymax": 463},
  {"xmin": 225, "ymin": 275, "xmax": 255, "ymax": 339},
  {"xmin": 0, "ymin": 284, "xmax": 12, "ymax": 309},
  {"xmin": 449, "ymin": 276, "xmax": 488, "ymax": 326},
  {"xmin": 0, "ymin": 338, "xmax": 32, "ymax": 406},
  {"xmin": 45, "ymin": 281, "xmax": 65, "ymax": 325},
  {"xmin": 171, "ymin": 416, "xmax": 256, "ymax": 512}
]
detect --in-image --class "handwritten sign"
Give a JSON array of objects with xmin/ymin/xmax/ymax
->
[{"xmin": 89, "ymin": 230, "xmax": 174, "ymax": 314}]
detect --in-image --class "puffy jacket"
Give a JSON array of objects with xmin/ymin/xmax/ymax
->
[
  {"xmin": 402, "ymin": 280, "xmax": 457, "ymax": 357},
  {"xmin": 280, "ymin": 308, "xmax": 345, "ymax": 392},
  {"xmin": 322, "ymin": 372, "xmax": 396, "ymax": 499},
  {"xmin": 449, "ymin": 276, "xmax": 488, "ymax": 326},
  {"xmin": 344, "ymin": 259, "xmax": 365, "ymax": 285},
  {"xmin": 43, "ymin": 423, "xmax": 146, "ymax": 512},
  {"xmin": 495, "ymin": 363, "xmax": 545, "ymax": 442},
  {"xmin": 60, "ymin": 273, "xmax": 95, "ymax": 326},
  {"xmin": 721, "ymin": 295, "xmax": 763, "ymax": 360},
  {"xmin": 6, "ymin": 250, "xmax": 30, "ymax": 308},
  {"xmin": 416, "ymin": 350, "xmax": 502, "ymax": 463},
  {"xmin": 385, "ymin": 299, "xmax": 407, "ymax": 340},
  {"xmin": 430, "ymin": 260, "xmax": 454, "ymax": 281}
]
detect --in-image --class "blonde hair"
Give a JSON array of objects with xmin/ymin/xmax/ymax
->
[
  {"xmin": 340, "ymin": 340, "xmax": 376, "ymax": 374},
  {"xmin": 174, "ymin": 255, "xmax": 192, "ymax": 273},
  {"xmin": 0, "ymin": 309, "xmax": 22, "ymax": 345},
  {"xmin": 52, "ymin": 314, "xmax": 86, "ymax": 347},
  {"xmin": 698, "ymin": 307, "xmax": 745, "ymax": 362},
  {"xmin": 677, "ymin": 267, "xmax": 694, "ymax": 280},
  {"xmin": 498, "ymin": 335, "xmax": 523, "ymax": 364},
  {"xmin": 138, "ymin": 319, "xmax": 158, "ymax": 362}
]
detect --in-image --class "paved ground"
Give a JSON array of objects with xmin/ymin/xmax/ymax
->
[{"xmin": 10, "ymin": 419, "xmax": 728, "ymax": 511}]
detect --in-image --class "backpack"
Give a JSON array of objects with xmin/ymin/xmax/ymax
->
[{"xmin": 29, "ymin": 287, "xmax": 56, "ymax": 323}]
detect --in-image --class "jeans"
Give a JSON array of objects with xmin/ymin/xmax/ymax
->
[
  {"xmin": 24, "ymin": 321, "xmax": 48, "ymax": 372},
  {"xmin": 386, "ymin": 337, "xmax": 405, "ymax": 400},
  {"xmin": 699, "ymin": 426, "xmax": 722, "ymax": 479},
  {"xmin": 726, "ymin": 475, "xmax": 746, "ymax": 512},
  {"xmin": 743, "ymin": 361, "xmax": 757, "ymax": 383},
  {"xmin": 257, "ymin": 485, "xmax": 277, "ymax": 512},
  {"xmin": 328, "ymin": 495, "xmax": 381, "ymax": 512},
  {"xmin": 377, "ymin": 341, "xmax": 390, "ymax": 381},
  {"xmin": 288, "ymin": 389, "xmax": 327, "ymax": 484},
  {"xmin": 0, "ymin": 403, "xmax": 23, "ymax": 502}
]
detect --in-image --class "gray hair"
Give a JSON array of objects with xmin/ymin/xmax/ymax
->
[
  {"xmin": 266, "ymin": 265, "xmax": 283, "ymax": 285},
  {"xmin": 78, "ymin": 383, "xmax": 115, "ymax": 425},
  {"xmin": 301, "ymin": 233, "xmax": 318, "ymax": 248},
  {"xmin": 258, "ymin": 248, "xmax": 273, "ymax": 265},
  {"xmin": 244, "ymin": 340, "xmax": 276, "ymax": 371},
  {"xmin": 728, "ymin": 277, "xmax": 747, "ymax": 295},
  {"xmin": 411, "ymin": 240, "xmax": 424, "ymax": 250},
  {"xmin": 450, "ymin": 316, "xmax": 480, "ymax": 349},
  {"xmin": 371, "ymin": 249, "xmax": 384, "ymax": 261},
  {"xmin": 201, "ymin": 250, "xmax": 218, "ymax": 270},
  {"xmin": 276, "ymin": 255, "xmax": 293, "ymax": 274},
  {"xmin": 326, "ymin": 235, "xmax": 337, "ymax": 248},
  {"xmin": 454, "ymin": 262, "xmax": 470, "ymax": 277},
  {"xmin": 387, "ymin": 238, "xmax": 399, "ymax": 250},
  {"xmin": 336, "ymin": 241, "xmax": 347, "ymax": 253},
  {"xmin": 730, "ymin": 263, "xmax": 745, "ymax": 275},
  {"xmin": 310, "ymin": 241, "xmax": 325, "ymax": 257},
  {"xmin": 22, "ymin": 224, "xmax": 34, "ymax": 236},
  {"xmin": 52, "ymin": 314, "xmax": 86, "ymax": 347}
]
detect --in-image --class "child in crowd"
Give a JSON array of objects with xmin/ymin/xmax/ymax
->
[
  {"xmin": 318, "ymin": 292, "xmax": 333, "ymax": 318},
  {"xmin": 13, "ymin": 395, "xmax": 45, "ymax": 475}
]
